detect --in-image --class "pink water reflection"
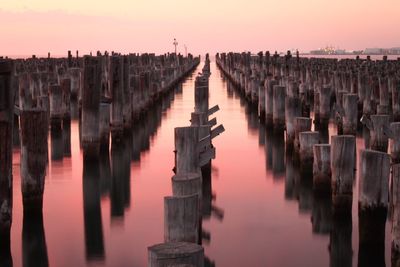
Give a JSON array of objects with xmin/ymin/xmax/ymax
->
[{"xmin": 8, "ymin": 62, "xmax": 393, "ymax": 267}]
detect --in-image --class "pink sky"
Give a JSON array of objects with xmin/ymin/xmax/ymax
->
[{"xmin": 1, "ymin": 0, "xmax": 399, "ymax": 56}]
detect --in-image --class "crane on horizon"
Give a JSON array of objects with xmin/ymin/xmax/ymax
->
[{"xmin": 173, "ymin": 38, "xmax": 178, "ymax": 54}]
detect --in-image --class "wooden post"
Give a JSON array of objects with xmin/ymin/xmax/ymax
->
[
  {"xmin": 99, "ymin": 102, "xmax": 111, "ymax": 153},
  {"xmin": 358, "ymin": 149, "xmax": 389, "ymax": 267},
  {"xmin": 285, "ymin": 85, "xmax": 302, "ymax": 148},
  {"xmin": 122, "ymin": 56, "xmax": 132, "ymax": 130},
  {"xmin": 370, "ymin": 114, "xmax": 390, "ymax": 153},
  {"xmin": 313, "ymin": 144, "xmax": 331, "ymax": 194},
  {"xmin": 164, "ymin": 194, "xmax": 199, "ymax": 243},
  {"xmin": 0, "ymin": 59, "xmax": 14, "ymax": 255},
  {"xmin": 258, "ymin": 82, "xmax": 266, "ymax": 121},
  {"xmin": 194, "ymin": 76, "xmax": 209, "ymax": 115},
  {"xmin": 392, "ymin": 77, "xmax": 400, "ymax": 122},
  {"xmin": 172, "ymin": 172, "xmax": 202, "ymax": 198},
  {"xmin": 81, "ymin": 56, "xmax": 101, "ymax": 161},
  {"xmin": 148, "ymin": 242, "xmax": 204, "ymax": 267},
  {"xmin": 110, "ymin": 56, "xmax": 124, "ymax": 143},
  {"xmin": 299, "ymin": 131, "xmax": 319, "ymax": 174},
  {"xmin": 391, "ymin": 122, "xmax": 400, "ymax": 163},
  {"xmin": 20, "ymin": 109, "xmax": 48, "ymax": 214},
  {"xmin": 331, "ymin": 135, "xmax": 356, "ymax": 217},
  {"xmin": 273, "ymin": 85, "xmax": 286, "ymax": 130},
  {"xmin": 68, "ymin": 68, "xmax": 81, "ymax": 99},
  {"xmin": 294, "ymin": 117, "xmax": 312, "ymax": 154},
  {"xmin": 265, "ymin": 80, "xmax": 277, "ymax": 125},
  {"xmin": 392, "ymin": 164, "xmax": 400, "ymax": 265},
  {"xmin": 319, "ymin": 86, "xmax": 331, "ymax": 126},
  {"xmin": 61, "ymin": 78, "xmax": 71, "ymax": 122},
  {"xmin": 342, "ymin": 93, "xmax": 358, "ymax": 135},
  {"xmin": 174, "ymin": 127, "xmax": 199, "ymax": 174},
  {"xmin": 49, "ymin": 84, "xmax": 63, "ymax": 131}
]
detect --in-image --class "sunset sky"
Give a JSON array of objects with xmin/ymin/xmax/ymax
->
[{"xmin": 1, "ymin": 0, "xmax": 399, "ymax": 56}]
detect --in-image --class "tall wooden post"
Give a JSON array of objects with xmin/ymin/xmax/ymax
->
[{"xmin": 0, "ymin": 60, "xmax": 14, "ymax": 256}]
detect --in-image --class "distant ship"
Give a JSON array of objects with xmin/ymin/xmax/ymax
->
[{"xmin": 309, "ymin": 46, "xmax": 356, "ymax": 55}]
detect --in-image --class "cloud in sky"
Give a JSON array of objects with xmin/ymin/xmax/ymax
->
[{"xmin": 1, "ymin": 0, "xmax": 399, "ymax": 56}]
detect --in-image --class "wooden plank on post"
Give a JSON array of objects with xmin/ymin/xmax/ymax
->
[
  {"xmin": 207, "ymin": 105, "xmax": 219, "ymax": 116},
  {"xmin": 211, "ymin": 124, "xmax": 225, "ymax": 139}
]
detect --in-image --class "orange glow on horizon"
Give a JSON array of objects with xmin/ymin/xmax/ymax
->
[{"xmin": 1, "ymin": 0, "xmax": 399, "ymax": 56}]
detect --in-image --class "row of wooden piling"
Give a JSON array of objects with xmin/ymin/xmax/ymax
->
[
  {"xmin": 216, "ymin": 51, "xmax": 400, "ymax": 266},
  {"xmin": 0, "ymin": 52, "xmax": 200, "ymax": 264},
  {"xmin": 148, "ymin": 55, "xmax": 224, "ymax": 267}
]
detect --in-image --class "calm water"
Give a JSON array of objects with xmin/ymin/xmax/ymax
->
[{"xmin": 8, "ymin": 62, "xmax": 393, "ymax": 267}]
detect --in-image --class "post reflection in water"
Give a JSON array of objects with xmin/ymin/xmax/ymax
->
[
  {"xmin": 110, "ymin": 140, "xmax": 130, "ymax": 220},
  {"xmin": 0, "ymin": 232, "xmax": 12, "ymax": 267},
  {"xmin": 8, "ymin": 62, "xmax": 397, "ymax": 267},
  {"xmin": 22, "ymin": 212, "xmax": 49, "ymax": 267},
  {"xmin": 50, "ymin": 128, "xmax": 63, "ymax": 161},
  {"xmin": 271, "ymin": 129, "xmax": 285, "ymax": 177},
  {"xmin": 82, "ymin": 161, "xmax": 105, "ymax": 261},
  {"xmin": 63, "ymin": 120, "xmax": 71, "ymax": 157},
  {"xmin": 99, "ymin": 152, "xmax": 112, "ymax": 197},
  {"xmin": 330, "ymin": 217, "xmax": 353, "ymax": 267}
]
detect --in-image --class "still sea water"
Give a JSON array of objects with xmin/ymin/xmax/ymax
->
[{"xmin": 8, "ymin": 61, "xmax": 393, "ymax": 267}]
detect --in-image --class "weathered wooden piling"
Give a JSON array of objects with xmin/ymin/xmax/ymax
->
[
  {"xmin": 68, "ymin": 68, "xmax": 81, "ymax": 99},
  {"xmin": 49, "ymin": 84, "xmax": 63, "ymax": 131},
  {"xmin": 258, "ymin": 80, "xmax": 266, "ymax": 120},
  {"xmin": 172, "ymin": 172, "xmax": 202, "ymax": 198},
  {"xmin": 342, "ymin": 93, "xmax": 358, "ymax": 135},
  {"xmin": 285, "ymin": 83, "xmax": 302, "ymax": 148},
  {"xmin": 391, "ymin": 122, "xmax": 400, "ymax": 163},
  {"xmin": 122, "ymin": 56, "xmax": 132, "ymax": 130},
  {"xmin": 294, "ymin": 117, "xmax": 312, "ymax": 154},
  {"xmin": 99, "ymin": 102, "xmax": 111, "ymax": 153},
  {"xmin": 0, "ymin": 60, "xmax": 14, "ymax": 254},
  {"xmin": 164, "ymin": 194, "xmax": 199, "ymax": 243},
  {"xmin": 265, "ymin": 80, "xmax": 277, "ymax": 125},
  {"xmin": 393, "ymin": 77, "xmax": 400, "ymax": 121},
  {"xmin": 61, "ymin": 78, "xmax": 71, "ymax": 122},
  {"xmin": 273, "ymin": 85, "xmax": 286, "ymax": 130},
  {"xmin": 81, "ymin": 56, "xmax": 101, "ymax": 161},
  {"xmin": 148, "ymin": 242, "xmax": 204, "ymax": 267},
  {"xmin": 358, "ymin": 149, "xmax": 390, "ymax": 267},
  {"xmin": 110, "ymin": 56, "xmax": 124, "ymax": 142},
  {"xmin": 174, "ymin": 127, "xmax": 199, "ymax": 174},
  {"xmin": 299, "ymin": 131, "xmax": 319, "ymax": 174},
  {"xmin": 319, "ymin": 86, "xmax": 331, "ymax": 126},
  {"xmin": 313, "ymin": 144, "xmax": 331, "ymax": 194},
  {"xmin": 20, "ymin": 109, "xmax": 49, "ymax": 213},
  {"xmin": 392, "ymin": 164, "xmax": 400, "ymax": 265},
  {"xmin": 331, "ymin": 135, "xmax": 356, "ymax": 217},
  {"xmin": 370, "ymin": 114, "xmax": 390, "ymax": 152}
]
